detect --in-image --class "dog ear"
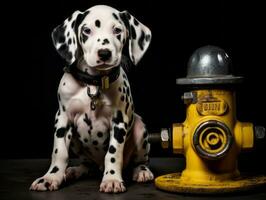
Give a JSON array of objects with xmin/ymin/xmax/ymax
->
[
  {"xmin": 51, "ymin": 10, "xmax": 88, "ymax": 65},
  {"xmin": 119, "ymin": 11, "xmax": 151, "ymax": 65}
]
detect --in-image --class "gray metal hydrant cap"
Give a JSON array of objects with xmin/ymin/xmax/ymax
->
[{"xmin": 177, "ymin": 45, "xmax": 243, "ymax": 85}]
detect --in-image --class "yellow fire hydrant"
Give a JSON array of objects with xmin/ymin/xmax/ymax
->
[{"xmin": 155, "ymin": 46, "xmax": 266, "ymax": 193}]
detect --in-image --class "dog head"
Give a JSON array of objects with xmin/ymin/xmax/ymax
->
[{"xmin": 52, "ymin": 5, "xmax": 151, "ymax": 71}]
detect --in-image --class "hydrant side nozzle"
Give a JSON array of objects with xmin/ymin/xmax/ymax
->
[
  {"xmin": 235, "ymin": 122, "xmax": 254, "ymax": 150},
  {"xmin": 172, "ymin": 123, "xmax": 184, "ymax": 154}
]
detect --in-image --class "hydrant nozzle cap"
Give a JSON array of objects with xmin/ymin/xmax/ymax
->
[{"xmin": 177, "ymin": 45, "xmax": 243, "ymax": 85}]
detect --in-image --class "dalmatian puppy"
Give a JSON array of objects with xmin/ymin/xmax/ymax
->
[{"xmin": 30, "ymin": 5, "xmax": 153, "ymax": 193}]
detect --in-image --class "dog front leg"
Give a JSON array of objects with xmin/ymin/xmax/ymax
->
[
  {"xmin": 99, "ymin": 118, "xmax": 127, "ymax": 193},
  {"xmin": 30, "ymin": 109, "xmax": 71, "ymax": 191}
]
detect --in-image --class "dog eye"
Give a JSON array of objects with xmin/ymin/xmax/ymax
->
[
  {"xmin": 113, "ymin": 27, "xmax": 122, "ymax": 34},
  {"xmin": 83, "ymin": 28, "xmax": 91, "ymax": 35}
]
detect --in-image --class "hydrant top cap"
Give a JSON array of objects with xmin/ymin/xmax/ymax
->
[{"xmin": 177, "ymin": 45, "xmax": 243, "ymax": 85}]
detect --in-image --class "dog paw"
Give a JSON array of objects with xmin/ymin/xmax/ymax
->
[
  {"xmin": 133, "ymin": 165, "xmax": 154, "ymax": 182},
  {"xmin": 30, "ymin": 175, "xmax": 64, "ymax": 191},
  {"xmin": 99, "ymin": 179, "xmax": 126, "ymax": 193}
]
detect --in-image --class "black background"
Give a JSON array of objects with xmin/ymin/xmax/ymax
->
[{"xmin": 1, "ymin": 0, "xmax": 266, "ymax": 171}]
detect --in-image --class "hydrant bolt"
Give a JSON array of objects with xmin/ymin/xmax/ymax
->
[
  {"xmin": 182, "ymin": 92, "xmax": 197, "ymax": 104},
  {"xmin": 161, "ymin": 128, "xmax": 170, "ymax": 149}
]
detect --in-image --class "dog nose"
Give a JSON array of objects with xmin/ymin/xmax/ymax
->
[{"xmin": 98, "ymin": 49, "xmax": 112, "ymax": 62}]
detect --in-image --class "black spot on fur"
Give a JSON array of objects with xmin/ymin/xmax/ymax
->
[
  {"xmin": 71, "ymin": 21, "xmax": 75, "ymax": 28},
  {"xmin": 56, "ymin": 127, "xmax": 66, "ymax": 138},
  {"xmin": 114, "ymin": 127, "xmax": 126, "ymax": 144},
  {"xmin": 95, "ymin": 19, "xmax": 101, "ymax": 28},
  {"xmin": 138, "ymin": 30, "xmax": 146, "ymax": 51},
  {"xmin": 123, "ymin": 80, "xmax": 128, "ymax": 87},
  {"xmin": 50, "ymin": 166, "xmax": 59, "ymax": 174},
  {"xmin": 84, "ymin": 114, "xmax": 92, "ymax": 126},
  {"xmin": 113, "ymin": 110, "xmax": 124, "ymax": 124},
  {"xmin": 68, "ymin": 134, "xmax": 71, "ymax": 140},
  {"xmin": 68, "ymin": 38, "xmax": 72, "ymax": 45},
  {"xmin": 97, "ymin": 38, "xmax": 100, "ymax": 42},
  {"xmin": 116, "ymin": 34, "xmax": 121, "ymax": 41},
  {"xmin": 110, "ymin": 170, "xmax": 115, "ymax": 174},
  {"xmin": 55, "ymin": 149, "xmax": 58, "ymax": 154},
  {"xmin": 84, "ymin": 138, "xmax": 88, "ymax": 143},
  {"xmin": 54, "ymin": 119, "xmax": 58, "ymax": 124},
  {"xmin": 63, "ymin": 82, "xmax": 66, "ymax": 86},
  {"xmin": 125, "ymin": 12, "xmax": 131, "ymax": 20},
  {"xmin": 102, "ymin": 38, "xmax": 110, "ymax": 45},
  {"xmin": 118, "ymin": 87, "xmax": 122, "ymax": 92},
  {"xmin": 37, "ymin": 178, "xmax": 44, "ymax": 184},
  {"xmin": 58, "ymin": 93, "xmax": 61, "ymax": 101},
  {"xmin": 83, "ymin": 10, "xmax": 90, "ymax": 16},
  {"xmin": 140, "ymin": 166, "xmax": 147, "ymax": 171},
  {"xmin": 67, "ymin": 32, "xmax": 70, "ymax": 37},
  {"xmin": 145, "ymin": 34, "xmax": 151, "ymax": 41},
  {"xmin": 92, "ymin": 140, "xmax": 98, "ymax": 145},
  {"xmin": 121, "ymin": 95, "xmax": 125, "ymax": 102},
  {"xmin": 122, "ymin": 38, "xmax": 126, "ymax": 44},
  {"xmin": 105, "ymin": 171, "xmax": 108, "ymax": 175},
  {"xmin": 111, "ymin": 157, "xmax": 116, "ymax": 163},
  {"xmin": 125, "ymin": 103, "xmax": 129, "ymax": 114},
  {"xmin": 97, "ymin": 132, "xmax": 103, "ymax": 138},
  {"xmin": 74, "ymin": 12, "xmax": 89, "ymax": 33},
  {"xmin": 122, "ymin": 87, "xmax": 126, "ymax": 94},
  {"xmin": 134, "ymin": 18, "xmax": 139, "ymax": 26},
  {"xmin": 112, "ymin": 13, "xmax": 119, "ymax": 20},
  {"xmin": 109, "ymin": 145, "xmax": 116, "ymax": 154},
  {"xmin": 143, "ymin": 140, "xmax": 148, "ymax": 149},
  {"xmin": 81, "ymin": 34, "xmax": 88, "ymax": 43},
  {"xmin": 119, "ymin": 12, "xmax": 130, "ymax": 31},
  {"xmin": 68, "ymin": 15, "xmax": 73, "ymax": 22},
  {"xmin": 130, "ymin": 25, "xmax": 136, "ymax": 40},
  {"xmin": 62, "ymin": 105, "xmax": 66, "ymax": 112}
]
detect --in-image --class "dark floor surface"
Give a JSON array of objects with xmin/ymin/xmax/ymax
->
[{"xmin": 0, "ymin": 158, "xmax": 266, "ymax": 200}]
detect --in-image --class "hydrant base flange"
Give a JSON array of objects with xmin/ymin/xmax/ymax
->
[{"xmin": 155, "ymin": 173, "xmax": 266, "ymax": 194}]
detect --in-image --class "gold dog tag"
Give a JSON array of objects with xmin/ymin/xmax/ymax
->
[{"xmin": 101, "ymin": 76, "xmax": 110, "ymax": 90}]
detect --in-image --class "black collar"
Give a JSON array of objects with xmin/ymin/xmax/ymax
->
[{"xmin": 64, "ymin": 65, "xmax": 120, "ymax": 89}]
